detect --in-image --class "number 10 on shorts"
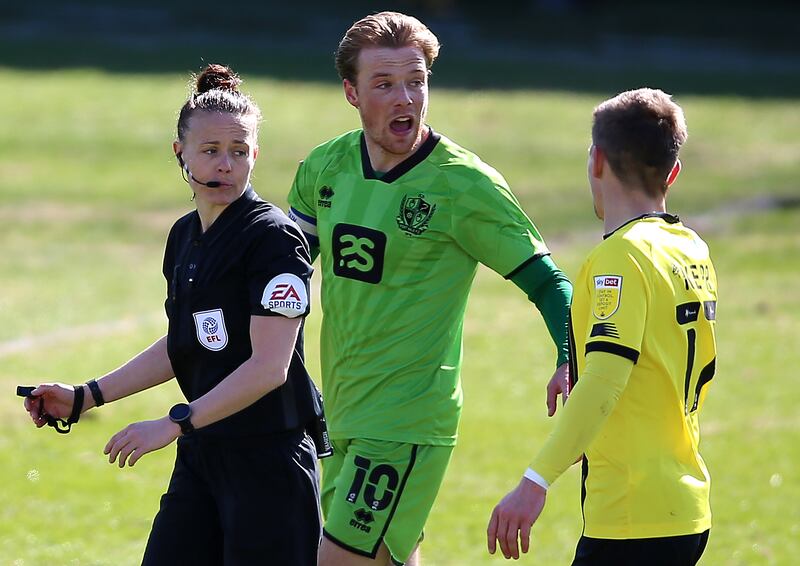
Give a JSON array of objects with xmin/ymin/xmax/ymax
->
[{"xmin": 347, "ymin": 456, "xmax": 400, "ymax": 511}]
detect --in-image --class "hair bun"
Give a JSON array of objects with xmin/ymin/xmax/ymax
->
[{"xmin": 195, "ymin": 64, "xmax": 242, "ymax": 94}]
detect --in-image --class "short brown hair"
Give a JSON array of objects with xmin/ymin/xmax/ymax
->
[
  {"xmin": 592, "ymin": 88, "xmax": 687, "ymax": 195},
  {"xmin": 335, "ymin": 11, "xmax": 441, "ymax": 84}
]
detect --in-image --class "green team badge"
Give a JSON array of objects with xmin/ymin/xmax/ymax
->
[{"xmin": 397, "ymin": 193, "xmax": 436, "ymax": 235}]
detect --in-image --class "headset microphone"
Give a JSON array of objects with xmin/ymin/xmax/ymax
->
[
  {"xmin": 193, "ymin": 177, "xmax": 222, "ymax": 188},
  {"xmin": 176, "ymin": 152, "xmax": 222, "ymax": 188}
]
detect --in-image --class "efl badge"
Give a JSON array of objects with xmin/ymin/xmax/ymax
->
[
  {"xmin": 593, "ymin": 275, "xmax": 622, "ymax": 320},
  {"xmin": 396, "ymin": 193, "xmax": 436, "ymax": 235},
  {"xmin": 261, "ymin": 274, "xmax": 309, "ymax": 318},
  {"xmin": 193, "ymin": 309, "xmax": 228, "ymax": 351}
]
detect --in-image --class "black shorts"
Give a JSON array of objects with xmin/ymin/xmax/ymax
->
[
  {"xmin": 572, "ymin": 530, "xmax": 709, "ymax": 566},
  {"xmin": 142, "ymin": 429, "xmax": 321, "ymax": 566}
]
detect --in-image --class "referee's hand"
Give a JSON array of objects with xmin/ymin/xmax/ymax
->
[
  {"xmin": 104, "ymin": 417, "xmax": 180, "ymax": 468},
  {"xmin": 22, "ymin": 383, "xmax": 75, "ymax": 427},
  {"xmin": 487, "ymin": 477, "xmax": 546, "ymax": 560}
]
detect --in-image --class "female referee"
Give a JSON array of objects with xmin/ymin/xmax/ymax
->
[{"xmin": 22, "ymin": 64, "xmax": 323, "ymax": 565}]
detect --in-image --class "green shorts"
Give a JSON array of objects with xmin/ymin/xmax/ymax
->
[{"xmin": 321, "ymin": 438, "xmax": 454, "ymax": 565}]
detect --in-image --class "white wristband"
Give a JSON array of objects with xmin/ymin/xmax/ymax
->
[{"xmin": 523, "ymin": 467, "xmax": 550, "ymax": 490}]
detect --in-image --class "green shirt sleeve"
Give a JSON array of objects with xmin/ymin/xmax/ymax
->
[
  {"xmin": 287, "ymin": 159, "xmax": 320, "ymax": 261},
  {"xmin": 510, "ymin": 255, "xmax": 572, "ymax": 367},
  {"xmin": 287, "ymin": 159, "xmax": 315, "ymax": 218},
  {"xmin": 529, "ymin": 351, "xmax": 634, "ymax": 485},
  {"xmin": 449, "ymin": 174, "xmax": 549, "ymax": 277}
]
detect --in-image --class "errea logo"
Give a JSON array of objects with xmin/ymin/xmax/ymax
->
[
  {"xmin": 350, "ymin": 508, "xmax": 375, "ymax": 533},
  {"xmin": 261, "ymin": 274, "xmax": 309, "ymax": 318},
  {"xmin": 318, "ymin": 185, "xmax": 334, "ymax": 208}
]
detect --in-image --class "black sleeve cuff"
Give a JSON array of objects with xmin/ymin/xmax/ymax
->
[
  {"xmin": 504, "ymin": 252, "xmax": 550, "ymax": 280},
  {"xmin": 585, "ymin": 341, "xmax": 640, "ymax": 363}
]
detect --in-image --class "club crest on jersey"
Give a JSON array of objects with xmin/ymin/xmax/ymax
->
[
  {"xmin": 261, "ymin": 273, "xmax": 309, "ymax": 318},
  {"xmin": 193, "ymin": 309, "xmax": 228, "ymax": 351},
  {"xmin": 396, "ymin": 193, "xmax": 436, "ymax": 235},
  {"xmin": 593, "ymin": 275, "xmax": 622, "ymax": 320}
]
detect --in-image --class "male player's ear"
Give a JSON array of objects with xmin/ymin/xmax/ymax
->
[
  {"xmin": 589, "ymin": 145, "xmax": 605, "ymax": 179},
  {"xmin": 343, "ymin": 79, "xmax": 359, "ymax": 108},
  {"xmin": 666, "ymin": 159, "xmax": 681, "ymax": 187}
]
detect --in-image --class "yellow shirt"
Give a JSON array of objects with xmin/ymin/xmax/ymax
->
[{"xmin": 531, "ymin": 213, "xmax": 717, "ymax": 538}]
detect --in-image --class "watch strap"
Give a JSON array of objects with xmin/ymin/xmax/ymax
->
[{"xmin": 178, "ymin": 417, "xmax": 194, "ymax": 435}]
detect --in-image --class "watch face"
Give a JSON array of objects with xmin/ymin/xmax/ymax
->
[{"xmin": 169, "ymin": 403, "xmax": 191, "ymax": 422}]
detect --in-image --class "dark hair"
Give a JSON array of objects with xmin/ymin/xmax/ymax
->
[
  {"xmin": 176, "ymin": 64, "xmax": 262, "ymax": 141},
  {"xmin": 592, "ymin": 88, "xmax": 688, "ymax": 196},
  {"xmin": 335, "ymin": 11, "xmax": 440, "ymax": 84}
]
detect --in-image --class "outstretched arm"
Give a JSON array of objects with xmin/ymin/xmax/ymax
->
[
  {"xmin": 510, "ymin": 255, "xmax": 573, "ymax": 414},
  {"xmin": 487, "ymin": 351, "xmax": 634, "ymax": 559},
  {"xmin": 104, "ymin": 315, "xmax": 301, "ymax": 467},
  {"xmin": 24, "ymin": 335, "xmax": 174, "ymax": 427}
]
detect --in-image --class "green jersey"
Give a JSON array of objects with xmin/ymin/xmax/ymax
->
[{"xmin": 289, "ymin": 129, "xmax": 549, "ymax": 445}]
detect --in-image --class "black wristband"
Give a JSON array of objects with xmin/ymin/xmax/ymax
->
[
  {"xmin": 69, "ymin": 384, "xmax": 84, "ymax": 425},
  {"xmin": 86, "ymin": 379, "xmax": 105, "ymax": 407}
]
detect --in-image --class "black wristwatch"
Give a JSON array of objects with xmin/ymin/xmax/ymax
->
[{"xmin": 169, "ymin": 403, "xmax": 195, "ymax": 435}]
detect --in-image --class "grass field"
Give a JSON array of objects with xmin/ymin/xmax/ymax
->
[{"xmin": 2, "ymin": 66, "xmax": 799, "ymax": 565}]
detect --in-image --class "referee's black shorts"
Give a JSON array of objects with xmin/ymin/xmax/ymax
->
[
  {"xmin": 142, "ymin": 428, "xmax": 321, "ymax": 566},
  {"xmin": 573, "ymin": 530, "xmax": 709, "ymax": 566}
]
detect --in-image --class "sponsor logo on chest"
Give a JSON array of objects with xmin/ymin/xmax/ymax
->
[
  {"xmin": 332, "ymin": 224, "xmax": 386, "ymax": 284},
  {"xmin": 193, "ymin": 309, "xmax": 229, "ymax": 351}
]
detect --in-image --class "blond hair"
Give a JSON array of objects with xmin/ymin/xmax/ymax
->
[{"xmin": 335, "ymin": 11, "xmax": 440, "ymax": 84}]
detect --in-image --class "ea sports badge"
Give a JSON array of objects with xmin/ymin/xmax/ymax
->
[
  {"xmin": 261, "ymin": 273, "xmax": 309, "ymax": 318},
  {"xmin": 193, "ymin": 309, "xmax": 229, "ymax": 351},
  {"xmin": 593, "ymin": 275, "xmax": 622, "ymax": 320}
]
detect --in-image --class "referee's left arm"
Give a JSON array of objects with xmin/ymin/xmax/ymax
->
[
  {"xmin": 186, "ymin": 315, "xmax": 302, "ymax": 429},
  {"xmin": 104, "ymin": 316, "xmax": 302, "ymax": 467}
]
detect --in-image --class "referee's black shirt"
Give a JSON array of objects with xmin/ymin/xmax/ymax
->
[{"xmin": 163, "ymin": 186, "xmax": 317, "ymax": 437}]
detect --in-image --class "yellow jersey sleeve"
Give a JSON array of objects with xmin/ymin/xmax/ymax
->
[
  {"xmin": 530, "ymin": 351, "xmax": 634, "ymax": 484},
  {"xmin": 582, "ymin": 242, "xmax": 648, "ymax": 363}
]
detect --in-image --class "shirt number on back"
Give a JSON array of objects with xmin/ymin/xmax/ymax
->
[{"xmin": 676, "ymin": 301, "xmax": 717, "ymax": 414}]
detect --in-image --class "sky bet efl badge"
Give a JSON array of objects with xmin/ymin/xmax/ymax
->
[
  {"xmin": 193, "ymin": 309, "xmax": 229, "ymax": 351},
  {"xmin": 593, "ymin": 275, "xmax": 622, "ymax": 319},
  {"xmin": 261, "ymin": 274, "xmax": 308, "ymax": 318}
]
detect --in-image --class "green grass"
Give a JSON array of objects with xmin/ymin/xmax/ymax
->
[{"xmin": 2, "ymin": 66, "xmax": 799, "ymax": 565}]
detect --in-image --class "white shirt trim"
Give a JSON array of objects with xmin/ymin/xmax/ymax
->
[{"xmin": 524, "ymin": 467, "xmax": 550, "ymax": 490}]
